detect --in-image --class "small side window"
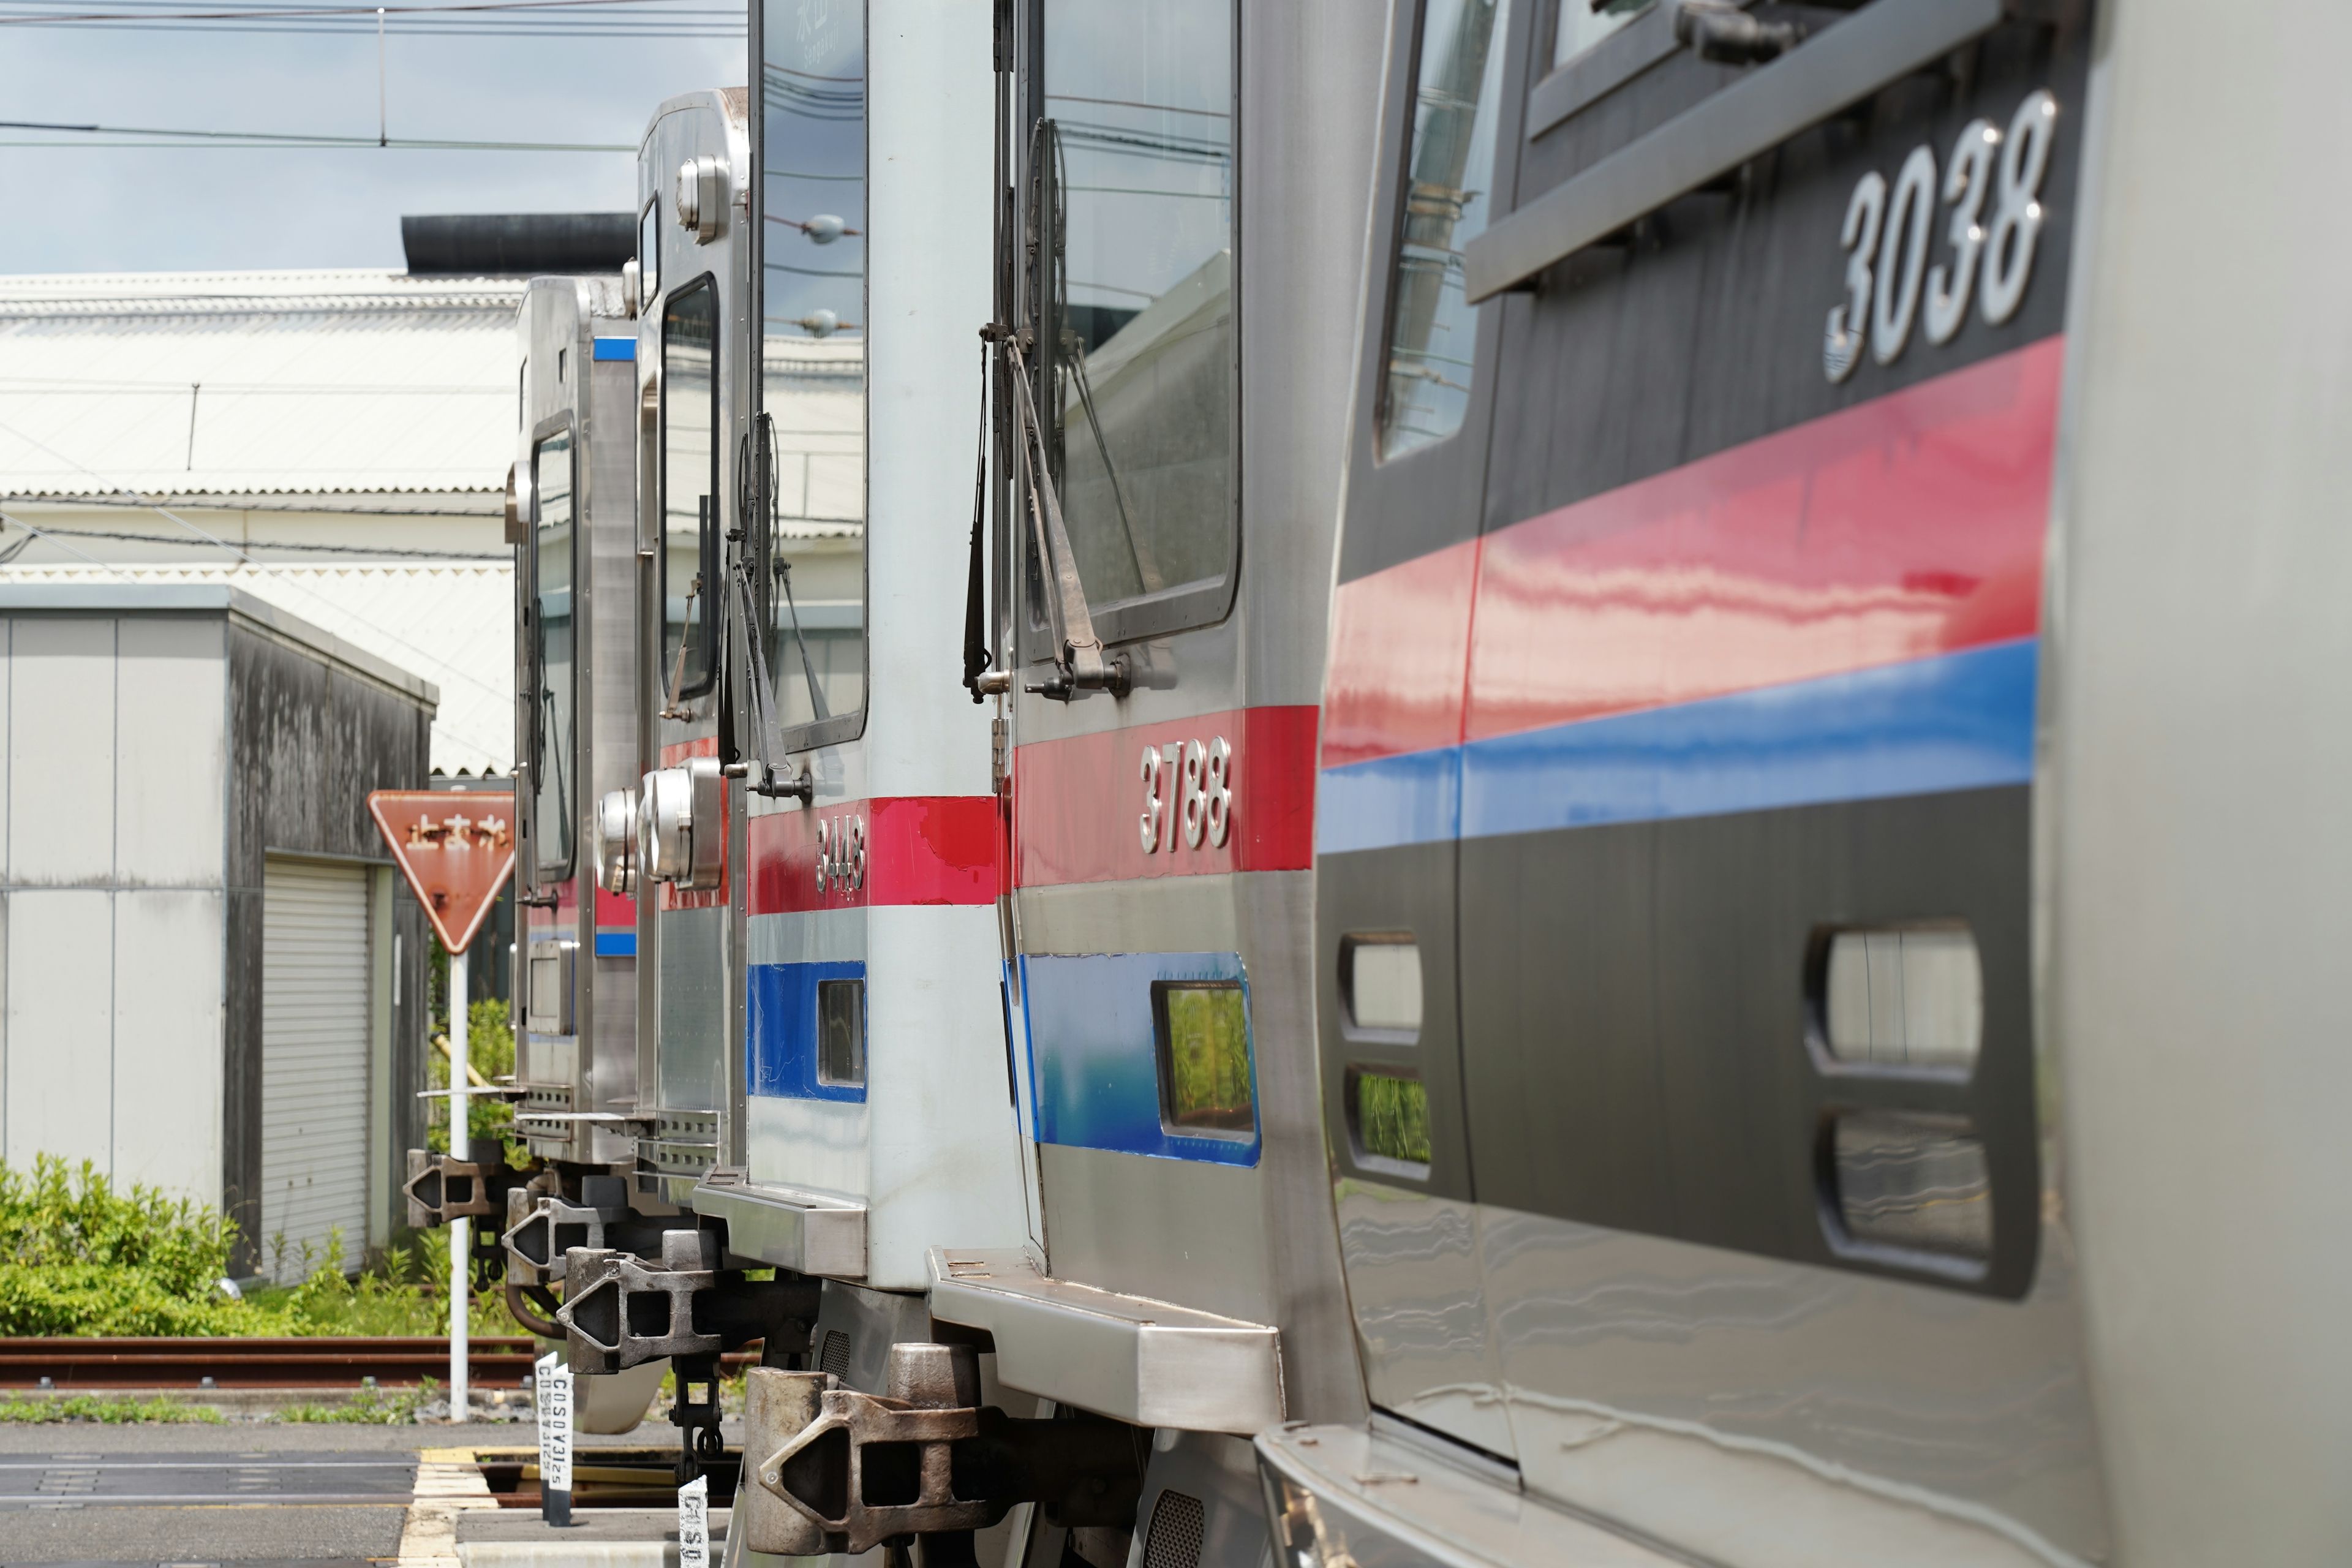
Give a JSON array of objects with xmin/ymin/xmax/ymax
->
[
  {"xmin": 1816, "ymin": 925, "xmax": 1983, "ymax": 1073},
  {"xmin": 1346, "ymin": 1067, "xmax": 1433, "ymax": 1180},
  {"xmin": 1377, "ymin": 0, "xmax": 1513, "ymax": 459},
  {"xmin": 1341, "ymin": 933, "xmax": 1422, "ymax": 1041},
  {"xmin": 1825, "ymin": 1110, "xmax": 1994, "ymax": 1271},
  {"xmin": 817, "ymin": 978, "xmax": 865, "ymax": 1087},
  {"xmin": 1153, "ymin": 981, "xmax": 1255, "ymax": 1137},
  {"xmin": 660, "ymin": 279, "xmax": 720, "ymax": 705}
]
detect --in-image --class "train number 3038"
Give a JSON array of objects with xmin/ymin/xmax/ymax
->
[
  {"xmin": 1140, "ymin": 737, "xmax": 1235, "ymax": 854},
  {"xmin": 1824, "ymin": 88, "xmax": 2056, "ymax": 383}
]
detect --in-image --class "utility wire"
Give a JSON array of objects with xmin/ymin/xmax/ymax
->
[
  {"xmin": 0, "ymin": 120, "xmax": 633, "ymax": 149},
  {"xmin": 0, "ymin": 0, "xmax": 723, "ymax": 23}
]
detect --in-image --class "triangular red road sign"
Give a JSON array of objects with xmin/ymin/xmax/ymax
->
[{"xmin": 368, "ymin": 790, "xmax": 518, "ymax": 954}]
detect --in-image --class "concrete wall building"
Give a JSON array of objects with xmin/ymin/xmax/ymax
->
[{"xmin": 0, "ymin": 585, "xmax": 437, "ymax": 1278}]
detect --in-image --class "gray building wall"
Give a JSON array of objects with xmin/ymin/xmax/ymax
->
[{"xmin": 0, "ymin": 586, "xmax": 435, "ymax": 1276}]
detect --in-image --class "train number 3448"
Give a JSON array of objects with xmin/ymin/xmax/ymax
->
[
  {"xmin": 1825, "ymin": 88, "xmax": 2056, "ymax": 383},
  {"xmin": 1139, "ymin": 737, "xmax": 1235, "ymax": 854}
]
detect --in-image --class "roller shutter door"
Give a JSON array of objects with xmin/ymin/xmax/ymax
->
[{"xmin": 261, "ymin": 856, "xmax": 369, "ymax": 1280}]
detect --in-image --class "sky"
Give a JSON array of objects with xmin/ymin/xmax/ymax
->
[{"xmin": 0, "ymin": 2, "xmax": 744, "ymax": 273}]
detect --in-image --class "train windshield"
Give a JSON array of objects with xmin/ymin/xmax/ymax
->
[
  {"xmin": 531, "ymin": 425, "xmax": 575, "ymax": 874},
  {"xmin": 1040, "ymin": 0, "xmax": 1234, "ymax": 622},
  {"xmin": 758, "ymin": 0, "xmax": 867, "ymax": 739},
  {"xmin": 661, "ymin": 280, "xmax": 718, "ymax": 706},
  {"xmin": 1379, "ymin": 0, "xmax": 1511, "ymax": 460}
]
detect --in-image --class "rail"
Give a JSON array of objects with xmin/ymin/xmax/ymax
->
[{"xmin": 0, "ymin": 1337, "xmax": 766, "ymax": 1390}]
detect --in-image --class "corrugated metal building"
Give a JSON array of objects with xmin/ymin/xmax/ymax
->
[{"xmin": 0, "ymin": 584, "xmax": 436, "ymax": 1279}]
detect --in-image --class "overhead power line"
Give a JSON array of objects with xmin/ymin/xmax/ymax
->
[
  {"xmin": 0, "ymin": 0, "xmax": 721, "ymax": 23},
  {"xmin": 0, "ymin": 119, "xmax": 633, "ymax": 150}
]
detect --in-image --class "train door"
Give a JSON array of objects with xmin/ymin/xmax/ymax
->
[
  {"xmin": 632, "ymin": 90, "xmax": 748, "ymax": 1195},
  {"xmin": 1285, "ymin": 2, "xmax": 2109, "ymax": 1565},
  {"xmin": 514, "ymin": 276, "xmax": 643, "ymax": 1179},
  {"xmin": 911, "ymin": 3, "xmax": 1384, "ymax": 1564}
]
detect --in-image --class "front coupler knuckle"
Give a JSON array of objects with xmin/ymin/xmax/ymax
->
[
  {"xmin": 404, "ymin": 1148, "xmax": 539, "ymax": 1226},
  {"xmin": 745, "ymin": 1342, "xmax": 1141, "ymax": 1558},
  {"xmin": 554, "ymin": 1236, "xmax": 725, "ymax": 1374},
  {"xmin": 756, "ymin": 1386, "xmax": 987, "ymax": 1555}
]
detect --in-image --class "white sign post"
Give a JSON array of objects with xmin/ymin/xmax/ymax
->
[
  {"xmin": 535, "ymin": 1349, "xmax": 573, "ymax": 1527},
  {"xmin": 449, "ymin": 948, "xmax": 469, "ymax": 1423},
  {"xmin": 677, "ymin": 1472, "xmax": 711, "ymax": 1568}
]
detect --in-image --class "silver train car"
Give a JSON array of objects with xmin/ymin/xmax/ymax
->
[{"xmin": 479, "ymin": 0, "xmax": 2352, "ymax": 1562}]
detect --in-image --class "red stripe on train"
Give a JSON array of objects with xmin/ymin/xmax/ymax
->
[
  {"xmin": 1323, "ymin": 336, "xmax": 2062, "ymax": 769},
  {"xmin": 748, "ymin": 796, "xmax": 1001, "ymax": 916},
  {"xmin": 1012, "ymin": 706, "xmax": 1317, "ymax": 889}
]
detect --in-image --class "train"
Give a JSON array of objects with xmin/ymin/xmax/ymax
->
[{"xmin": 402, "ymin": 0, "xmax": 2352, "ymax": 1563}]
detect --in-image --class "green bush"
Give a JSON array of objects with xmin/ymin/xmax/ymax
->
[
  {"xmin": 0, "ymin": 1156, "xmax": 262, "ymax": 1337},
  {"xmin": 0, "ymin": 1155, "xmax": 521, "ymax": 1339},
  {"xmin": 426, "ymin": 997, "xmax": 527, "ymax": 1167}
]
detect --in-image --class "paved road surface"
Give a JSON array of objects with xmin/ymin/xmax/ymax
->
[{"xmin": 0, "ymin": 1420, "xmax": 715, "ymax": 1564}]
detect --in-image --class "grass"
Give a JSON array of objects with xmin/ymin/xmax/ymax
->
[
  {"xmin": 0, "ymin": 1392, "xmax": 221, "ymax": 1424},
  {"xmin": 281, "ymin": 1377, "xmax": 441, "ymax": 1425}
]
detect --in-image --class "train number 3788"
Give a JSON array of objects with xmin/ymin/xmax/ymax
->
[
  {"xmin": 1140, "ymin": 737, "xmax": 1235, "ymax": 854},
  {"xmin": 1825, "ymin": 88, "xmax": 2056, "ymax": 383}
]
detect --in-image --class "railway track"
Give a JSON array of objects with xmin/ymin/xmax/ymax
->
[
  {"xmin": 0, "ymin": 1337, "xmax": 767, "ymax": 1390},
  {"xmin": 0, "ymin": 1336, "xmax": 537, "ymax": 1389}
]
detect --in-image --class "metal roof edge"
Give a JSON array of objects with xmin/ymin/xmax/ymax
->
[{"xmin": 0, "ymin": 582, "xmax": 439, "ymax": 709}]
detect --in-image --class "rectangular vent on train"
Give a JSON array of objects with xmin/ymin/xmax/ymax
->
[
  {"xmin": 1827, "ymin": 1110, "xmax": 1993, "ymax": 1269},
  {"xmin": 1345, "ymin": 1068, "xmax": 1432, "ymax": 1180},
  {"xmin": 1340, "ymin": 933, "xmax": 1421, "ymax": 1041},
  {"xmin": 818, "ymin": 1329, "xmax": 851, "ymax": 1378},
  {"xmin": 1143, "ymin": 1488, "xmax": 1206, "ymax": 1568},
  {"xmin": 818, "ymin": 978, "xmax": 865, "ymax": 1086},
  {"xmin": 1817, "ymin": 926, "xmax": 1981, "ymax": 1072},
  {"xmin": 1153, "ymin": 981, "xmax": 1256, "ymax": 1137}
]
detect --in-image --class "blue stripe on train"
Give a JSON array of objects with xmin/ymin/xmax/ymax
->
[
  {"xmin": 1317, "ymin": 638, "xmax": 2037, "ymax": 854},
  {"xmin": 746, "ymin": 960, "xmax": 867, "ymax": 1103},
  {"xmin": 1018, "ymin": 952, "xmax": 1261, "ymax": 1167}
]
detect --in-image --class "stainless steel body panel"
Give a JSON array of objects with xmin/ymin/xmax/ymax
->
[
  {"xmin": 991, "ymin": 0, "xmax": 1387, "ymax": 1436},
  {"xmin": 1258, "ymin": 1423, "xmax": 1687, "ymax": 1567},
  {"xmin": 1333, "ymin": 1183, "xmax": 1512, "ymax": 1461},
  {"xmin": 690, "ymin": 1170, "xmax": 866, "ymax": 1280},
  {"xmin": 516, "ymin": 275, "xmax": 640, "ymax": 1161},
  {"xmin": 2045, "ymin": 2, "xmax": 2352, "ymax": 1561},
  {"xmin": 635, "ymin": 90, "xmax": 751, "ymax": 1166},
  {"xmin": 929, "ymin": 1248, "xmax": 1282, "ymax": 1434}
]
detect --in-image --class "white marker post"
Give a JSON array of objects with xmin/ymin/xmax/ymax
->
[
  {"xmin": 536, "ymin": 1348, "xmax": 573, "ymax": 1526},
  {"xmin": 450, "ymin": 946, "xmax": 469, "ymax": 1423},
  {"xmin": 677, "ymin": 1472, "xmax": 711, "ymax": 1568},
  {"xmin": 363, "ymin": 790, "xmax": 513, "ymax": 1437}
]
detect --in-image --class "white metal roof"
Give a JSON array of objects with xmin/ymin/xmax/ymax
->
[
  {"xmin": 0, "ymin": 270, "xmax": 530, "ymax": 505},
  {"xmin": 0, "ymin": 562, "xmax": 512, "ymax": 776}
]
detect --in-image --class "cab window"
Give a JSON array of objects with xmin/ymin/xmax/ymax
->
[
  {"xmin": 758, "ymin": 0, "xmax": 868, "ymax": 739},
  {"xmin": 1035, "ymin": 0, "xmax": 1235, "ymax": 638},
  {"xmin": 661, "ymin": 279, "xmax": 718, "ymax": 705},
  {"xmin": 531, "ymin": 426, "xmax": 576, "ymax": 873}
]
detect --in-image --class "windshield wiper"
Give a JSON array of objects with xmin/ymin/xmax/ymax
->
[{"xmin": 995, "ymin": 326, "xmax": 1129, "ymax": 700}]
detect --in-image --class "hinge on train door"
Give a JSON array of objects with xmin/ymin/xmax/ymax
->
[{"xmin": 991, "ymin": 714, "xmax": 1009, "ymax": 796}]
